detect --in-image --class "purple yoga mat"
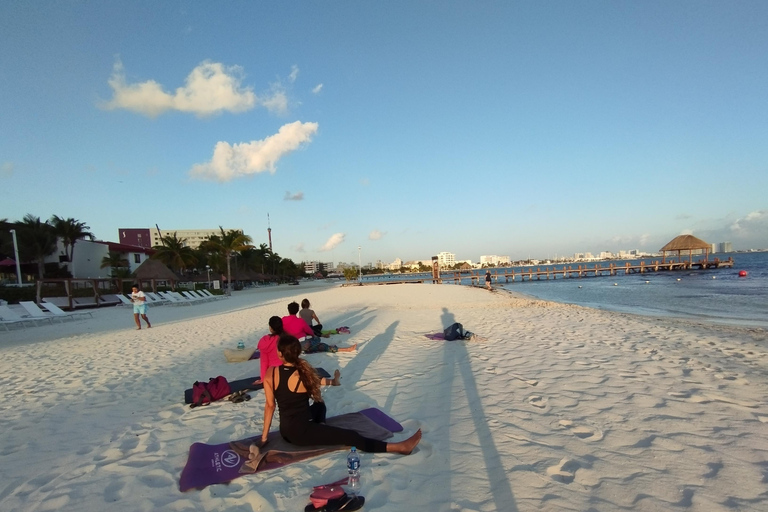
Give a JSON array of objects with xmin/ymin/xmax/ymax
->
[{"xmin": 179, "ymin": 408, "xmax": 403, "ymax": 491}]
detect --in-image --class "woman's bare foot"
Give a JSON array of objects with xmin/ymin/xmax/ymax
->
[
  {"xmin": 386, "ymin": 429, "xmax": 422, "ymax": 455},
  {"xmin": 331, "ymin": 369, "xmax": 341, "ymax": 386},
  {"xmin": 337, "ymin": 344, "xmax": 357, "ymax": 353}
]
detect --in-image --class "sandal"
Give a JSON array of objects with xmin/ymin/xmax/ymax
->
[{"xmin": 229, "ymin": 390, "xmax": 250, "ymax": 403}]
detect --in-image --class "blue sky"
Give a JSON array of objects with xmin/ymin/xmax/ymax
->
[{"xmin": 2, "ymin": 1, "xmax": 767, "ymax": 266}]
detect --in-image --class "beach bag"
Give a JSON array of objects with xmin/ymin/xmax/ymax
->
[
  {"xmin": 443, "ymin": 322, "xmax": 465, "ymax": 341},
  {"xmin": 190, "ymin": 376, "xmax": 231, "ymax": 408}
]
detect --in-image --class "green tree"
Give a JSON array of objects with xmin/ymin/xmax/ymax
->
[
  {"xmin": 17, "ymin": 215, "xmax": 57, "ymax": 281},
  {"xmin": 49, "ymin": 216, "xmax": 94, "ymax": 267},
  {"xmin": 202, "ymin": 227, "xmax": 253, "ymax": 295},
  {"xmin": 343, "ymin": 267, "xmax": 359, "ymax": 281},
  {"xmin": 100, "ymin": 251, "xmax": 130, "ymax": 277},
  {"xmin": 152, "ymin": 232, "xmax": 197, "ymax": 272}
]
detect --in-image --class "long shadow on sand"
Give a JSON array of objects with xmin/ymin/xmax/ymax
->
[{"xmin": 438, "ymin": 307, "xmax": 519, "ymax": 511}]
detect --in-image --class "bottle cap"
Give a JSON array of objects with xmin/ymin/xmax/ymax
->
[{"xmin": 351, "ymin": 446, "xmax": 356, "ymax": 451}]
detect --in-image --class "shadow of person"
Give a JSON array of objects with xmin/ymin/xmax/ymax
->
[{"xmin": 433, "ymin": 306, "xmax": 519, "ymax": 510}]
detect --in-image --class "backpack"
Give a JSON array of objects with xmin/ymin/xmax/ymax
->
[
  {"xmin": 443, "ymin": 322, "xmax": 465, "ymax": 341},
  {"xmin": 443, "ymin": 322, "xmax": 475, "ymax": 341},
  {"xmin": 190, "ymin": 376, "xmax": 231, "ymax": 408}
]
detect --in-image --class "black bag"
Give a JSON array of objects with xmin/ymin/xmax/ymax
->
[{"xmin": 443, "ymin": 322, "xmax": 464, "ymax": 341}]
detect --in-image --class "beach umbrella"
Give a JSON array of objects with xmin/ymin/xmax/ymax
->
[
  {"xmin": 659, "ymin": 234, "xmax": 711, "ymax": 263},
  {"xmin": 0, "ymin": 257, "xmax": 17, "ymax": 266}
]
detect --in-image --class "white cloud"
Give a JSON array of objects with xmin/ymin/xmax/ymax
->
[
  {"xmin": 369, "ymin": 230, "xmax": 385, "ymax": 240},
  {"xmin": 189, "ymin": 121, "xmax": 319, "ymax": 182},
  {"xmin": 295, "ymin": 243, "xmax": 305, "ymax": 253},
  {"xmin": 289, "ymin": 65, "xmax": 299, "ymax": 83},
  {"xmin": 319, "ymin": 233, "xmax": 345, "ymax": 252},
  {"xmin": 102, "ymin": 59, "xmax": 259, "ymax": 117},
  {"xmin": 0, "ymin": 162, "xmax": 13, "ymax": 177},
  {"xmin": 312, "ymin": 83, "xmax": 323, "ymax": 94},
  {"xmin": 730, "ymin": 210, "xmax": 767, "ymax": 233},
  {"xmin": 285, "ymin": 191, "xmax": 304, "ymax": 201},
  {"xmin": 261, "ymin": 86, "xmax": 289, "ymax": 115}
]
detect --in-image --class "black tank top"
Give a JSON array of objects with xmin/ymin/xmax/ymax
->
[{"xmin": 274, "ymin": 365, "xmax": 312, "ymax": 425}]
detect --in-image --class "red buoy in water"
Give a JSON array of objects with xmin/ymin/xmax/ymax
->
[{"xmin": 738, "ymin": 270, "xmax": 748, "ymax": 277}]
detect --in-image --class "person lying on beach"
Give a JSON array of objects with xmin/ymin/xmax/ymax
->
[
  {"xmin": 283, "ymin": 301, "xmax": 356, "ymax": 353},
  {"xmin": 299, "ymin": 298, "xmax": 326, "ymax": 337},
  {"xmin": 260, "ymin": 335, "xmax": 421, "ymax": 454},
  {"xmin": 252, "ymin": 316, "xmax": 284, "ymax": 386}
]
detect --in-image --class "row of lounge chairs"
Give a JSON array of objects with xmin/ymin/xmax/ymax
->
[
  {"xmin": 0, "ymin": 290, "xmax": 224, "ymax": 331},
  {"xmin": 0, "ymin": 301, "xmax": 93, "ymax": 331},
  {"xmin": 116, "ymin": 290, "xmax": 225, "ymax": 307}
]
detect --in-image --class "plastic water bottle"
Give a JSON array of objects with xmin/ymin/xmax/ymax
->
[
  {"xmin": 346, "ymin": 447, "xmax": 361, "ymax": 496},
  {"xmin": 237, "ymin": 341, "xmax": 245, "ymax": 350}
]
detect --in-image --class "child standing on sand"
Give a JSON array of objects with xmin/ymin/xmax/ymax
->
[{"xmin": 130, "ymin": 285, "xmax": 151, "ymax": 330}]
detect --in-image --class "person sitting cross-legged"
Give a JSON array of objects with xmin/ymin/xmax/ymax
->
[{"xmin": 282, "ymin": 301, "xmax": 356, "ymax": 354}]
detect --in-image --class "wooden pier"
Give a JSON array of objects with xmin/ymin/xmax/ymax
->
[{"xmin": 463, "ymin": 257, "xmax": 735, "ymax": 286}]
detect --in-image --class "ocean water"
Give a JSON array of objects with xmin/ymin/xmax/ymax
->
[
  {"xmin": 494, "ymin": 252, "xmax": 768, "ymax": 328},
  {"xmin": 361, "ymin": 252, "xmax": 768, "ymax": 328}
]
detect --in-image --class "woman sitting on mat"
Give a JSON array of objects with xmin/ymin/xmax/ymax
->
[
  {"xmin": 299, "ymin": 298, "xmax": 325, "ymax": 337},
  {"xmin": 253, "ymin": 316, "xmax": 284, "ymax": 386},
  {"xmin": 260, "ymin": 336, "xmax": 421, "ymax": 454},
  {"xmin": 283, "ymin": 301, "xmax": 356, "ymax": 354}
]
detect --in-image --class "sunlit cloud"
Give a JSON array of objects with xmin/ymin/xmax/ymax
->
[
  {"xmin": 101, "ymin": 58, "xmax": 291, "ymax": 117},
  {"xmin": 369, "ymin": 230, "xmax": 385, "ymax": 240},
  {"xmin": 319, "ymin": 233, "xmax": 345, "ymax": 252},
  {"xmin": 730, "ymin": 210, "xmax": 767, "ymax": 234},
  {"xmin": 312, "ymin": 83, "xmax": 323, "ymax": 94},
  {"xmin": 285, "ymin": 191, "xmax": 304, "ymax": 201},
  {"xmin": 0, "ymin": 162, "xmax": 13, "ymax": 177},
  {"xmin": 189, "ymin": 121, "xmax": 319, "ymax": 182},
  {"xmin": 289, "ymin": 65, "xmax": 299, "ymax": 83}
]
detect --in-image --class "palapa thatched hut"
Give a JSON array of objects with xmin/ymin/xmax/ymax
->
[
  {"xmin": 659, "ymin": 234, "xmax": 711, "ymax": 263},
  {"xmin": 133, "ymin": 259, "xmax": 179, "ymax": 292}
]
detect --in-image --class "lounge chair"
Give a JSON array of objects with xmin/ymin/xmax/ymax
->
[
  {"xmin": 158, "ymin": 291, "xmax": 190, "ymax": 306},
  {"xmin": 115, "ymin": 294, "xmax": 134, "ymax": 307},
  {"xmin": 186, "ymin": 290, "xmax": 214, "ymax": 302},
  {"xmin": 145, "ymin": 292, "xmax": 168, "ymax": 305},
  {"xmin": 0, "ymin": 305, "xmax": 40, "ymax": 330},
  {"xmin": 199, "ymin": 289, "xmax": 224, "ymax": 300},
  {"xmin": 40, "ymin": 301, "xmax": 94, "ymax": 320},
  {"xmin": 179, "ymin": 291, "xmax": 206, "ymax": 303},
  {"xmin": 19, "ymin": 301, "xmax": 57, "ymax": 324}
]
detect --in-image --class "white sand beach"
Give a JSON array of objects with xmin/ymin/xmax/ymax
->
[{"xmin": 1, "ymin": 281, "xmax": 767, "ymax": 512}]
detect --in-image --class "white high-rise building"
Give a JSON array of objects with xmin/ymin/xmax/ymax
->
[
  {"xmin": 151, "ymin": 228, "xmax": 243, "ymax": 249},
  {"xmin": 437, "ymin": 252, "xmax": 455, "ymax": 268},
  {"xmin": 480, "ymin": 255, "xmax": 511, "ymax": 266}
]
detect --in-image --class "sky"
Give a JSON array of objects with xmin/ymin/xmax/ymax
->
[{"xmin": 1, "ymin": 1, "xmax": 767, "ymax": 266}]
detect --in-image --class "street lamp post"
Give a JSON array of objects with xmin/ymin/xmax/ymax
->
[
  {"xmin": 9, "ymin": 229, "xmax": 22, "ymax": 287},
  {"xmin": 358, "ymin": 246, "xmax": 362, "ymax": 283},
  {"xmin": 206, "ymin": 265, "xmax": 211, "ymax": 289}
]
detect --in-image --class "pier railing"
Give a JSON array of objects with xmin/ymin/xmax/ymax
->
[{"xmin": 463, "ymin": 257, "xmax": 734, "ymax": 286}]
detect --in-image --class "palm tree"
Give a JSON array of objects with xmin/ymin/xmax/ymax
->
[
  {"xmin": 50, "ymin": 216, "xmax": 94, "ymax": 274},
  {"xmin": 17, "ymin": 215, "xmax": 57, "ymax": 280},
  {"xmin": 100, "ymin": 251, "xmax": 130, "ymax": 277},
  {"xmin": 203, "ymin": 227, "xmax": 253, "ymax": 295},
  {"xmin": 16, "ymin": 215, "xmax": 57, "ymax": 302},
  {"xmin": 151, "ymin": 232, "xmax": 197, "ymax": 272}
]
